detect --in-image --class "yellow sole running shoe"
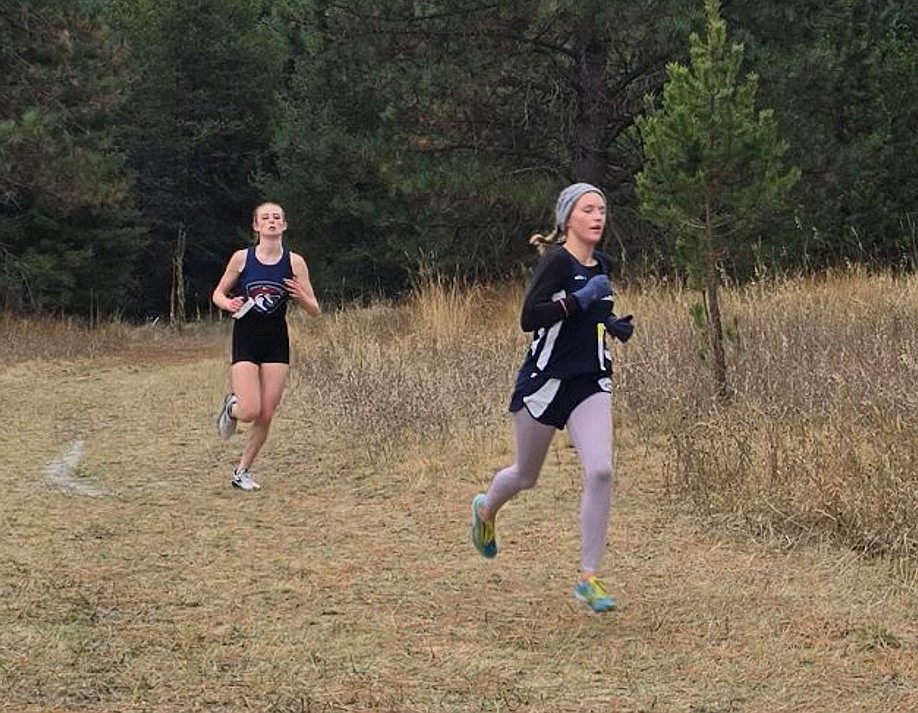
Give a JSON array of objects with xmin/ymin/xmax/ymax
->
[
  {"xmin": 470, "ymin": 494, "xmax": 497, "ymax": 559},
  {"xmin": 574, "ymin": 576, "xmax": 616, "ymax": 612}
]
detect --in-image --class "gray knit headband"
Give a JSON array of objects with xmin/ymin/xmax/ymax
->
[{"xmin": 555, "ymin": 182, "xmax": 606, "ymax": 233}]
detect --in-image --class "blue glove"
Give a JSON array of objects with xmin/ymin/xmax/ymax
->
[
  {"xmin": 606, "ymin": 314, "xmax": 634, "ymax": 342},
  {"xmin": 572, "ymin": 274, "xmax": 611, "ymax": 311}
]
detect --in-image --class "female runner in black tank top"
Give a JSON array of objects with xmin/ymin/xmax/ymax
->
[{"xmin": 211, "ymin": 202, "xmax": 321, "ymax": 492}]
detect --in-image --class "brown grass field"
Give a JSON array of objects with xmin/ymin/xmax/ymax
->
[{"xmin": 0, "ymin": 271, "xmax": 915, "ymax": 712}]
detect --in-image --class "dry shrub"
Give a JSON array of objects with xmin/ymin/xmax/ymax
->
[
  {"xmin": 287, "ymin": 279, "xmax": 525, "ymax": 465},
  {"xmin": 0, "ymin": 313, "xmax": 133, "ymax": 361},
  {"xmin": 17, "ymin": 267, "xmax": 910, "ymax": 567},
  {"xmin": 658, "ymin": 269, "xmax": 918, "ymax": 565},
  {"xmin": 668, "ymin": 414, "xmax": 916, "ymax": 557},
  {"xmin": 0, "ymin": 313, "xmax": 224, "ymax": 363},
  {"xmin": 607, "ymin": 278, "xmax": 709, "ymax": 424}
]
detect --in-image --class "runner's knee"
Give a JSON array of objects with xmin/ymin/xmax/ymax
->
[
  {"xmin": 585, "ymin": 463, "xmax": 612, "ymax": 488},
  {"xmin": 234, "ymin": 401, "xmax": 261, "ymax": 422},
  {"xmin": 516, "ymin": 470, "xmax": 540, "ymax": 490}
]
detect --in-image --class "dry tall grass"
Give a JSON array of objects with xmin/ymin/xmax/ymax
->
[
  {"xmin": 0, "ymin": 313, "xmax": 225, "ymax": 363},
  {"xmin": 618, "ymin": 270, "xmax": 916, "ymax": 567},
  {"xmin": 286, "ymin": 276, "xmax": 526, "ymax": 467}
]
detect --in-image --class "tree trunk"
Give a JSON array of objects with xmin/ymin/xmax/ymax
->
[
  {"xmin": 703, "ymin": 194, "xmax": 729, "ymax": 400},
  {"xmin": 570, "ymin": 31, "xmax": 609, "ymax": 186},
  {"xmin": 170, "ymin": 226, "xmax": 187, "ymax": 328}
]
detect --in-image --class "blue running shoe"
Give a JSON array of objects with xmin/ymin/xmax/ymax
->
[
  {"xmin": 470, "ymin": 494, "xmax": 497, "ymax": 559},
  {"xmin": 574, "ymin": 577, "xmax": 616, "ymax": 612}
]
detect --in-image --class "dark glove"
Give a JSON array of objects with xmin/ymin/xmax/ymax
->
[
  {"xmin": 606, "ymin": 314, "xmax": 634, "ymax": 342},
  {"xmin": 572, "ymin": 274, "xmax": 611, "ymax": 311}
]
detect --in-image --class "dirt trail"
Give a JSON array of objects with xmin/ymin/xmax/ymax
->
[{"xmin": 0, "ymin": 346, "xmax": 915, "ymax": 713}]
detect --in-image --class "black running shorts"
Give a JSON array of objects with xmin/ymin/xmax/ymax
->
[
  {"xmin": 509, "ymin": 372, "xmax": 611, "ymax": 429},
  {"xmin": 231, "ymin": 317, "xmax": 290, "ymax": 365}
]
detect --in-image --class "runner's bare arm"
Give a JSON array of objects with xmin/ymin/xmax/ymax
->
[
  {"xmin": 212, "ymin": 250, "xmax": 247, "ymax": 313},
  {"xmin": 285, "ymin": 253, "xmax": 321, "ymax": 317}
]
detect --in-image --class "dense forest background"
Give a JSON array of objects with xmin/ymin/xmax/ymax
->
[{"xmin": 1, "ymin": 0, "xmax": 915, "ymax": 320}]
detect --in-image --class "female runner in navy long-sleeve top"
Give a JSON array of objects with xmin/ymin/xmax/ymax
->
[{"xmin": 470, "ymin": 183, "xmax": 634, "ymax": 613}]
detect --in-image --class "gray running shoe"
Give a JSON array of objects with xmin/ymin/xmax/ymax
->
[
  {"xmin": 217, "ymin": 393, "xmax": 238, "ymax": 439},
  {"xmin": 231, "ymin": 467, "xmax": 261, "ymax": 492}
]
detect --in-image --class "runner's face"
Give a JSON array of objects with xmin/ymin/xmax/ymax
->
[
  {"xmin": 253, "ymin": 204, "xmax": 287, "ymax": 239},
  {"xmin": 566, "ymin": 193, "xmax": 606, "ymax": 246}
]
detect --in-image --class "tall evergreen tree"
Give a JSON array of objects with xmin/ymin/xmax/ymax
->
[
  {"xmin": 0, "ymin": 0, "xmax": 141, "ymax": 315},
  {"xmin": 636, "ymin": 0, "xmax": 799, "ymax": 397},
  {"xmin": 259, "ymin": 0, "xmax": 701, "ymax": 300},
  {"xmin": 109, "ymin": 0, "xmax": 285, "ymax": 319},
  {"xmin": 727, "ymin": 0, "xmax": 918, "ymax": 270}
]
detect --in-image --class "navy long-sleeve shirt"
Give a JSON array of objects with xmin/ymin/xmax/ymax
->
[{"xmin": 515, "ymin": 247, "xmax": 614, "ymax": 383}]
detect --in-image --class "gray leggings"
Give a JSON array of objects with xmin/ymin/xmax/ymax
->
[{"xmin": 483, "ymin": 391, "xmax": 614, "ymax": 573}]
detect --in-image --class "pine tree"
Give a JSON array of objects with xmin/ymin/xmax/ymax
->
[
  {"xmin": 0, "ymin": 0, "xmax": 141, "ymax": 315},
  {"xmin": 109, "ymin": 0, "xmax": 285, "ymax": 320},
  {"xmin": 636, "ymin": 0, "xmax": 799, "ymax": 398},
  {"xmin": 259, "ymin": 0, "xmax": 701, "ymax": 299}
]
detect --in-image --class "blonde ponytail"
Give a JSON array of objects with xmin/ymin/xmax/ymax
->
[{"xmin": 529, "ymin": 227, "xmax": 565, "ymax": 255}]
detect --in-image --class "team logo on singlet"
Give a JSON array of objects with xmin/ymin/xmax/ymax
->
[{"xmin": 245, "ymin": 280, "xmax": 288, "ymax": 315}]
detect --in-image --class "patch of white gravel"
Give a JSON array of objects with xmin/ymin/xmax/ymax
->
[{"xmin": 46, "ymin": 439, "xmax": 112, "ymax": 497}]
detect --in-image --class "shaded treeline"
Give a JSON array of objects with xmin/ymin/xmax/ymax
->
[{"xmin": 1, "ymin": 0, "xmax": 915, "ymax": 318}]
